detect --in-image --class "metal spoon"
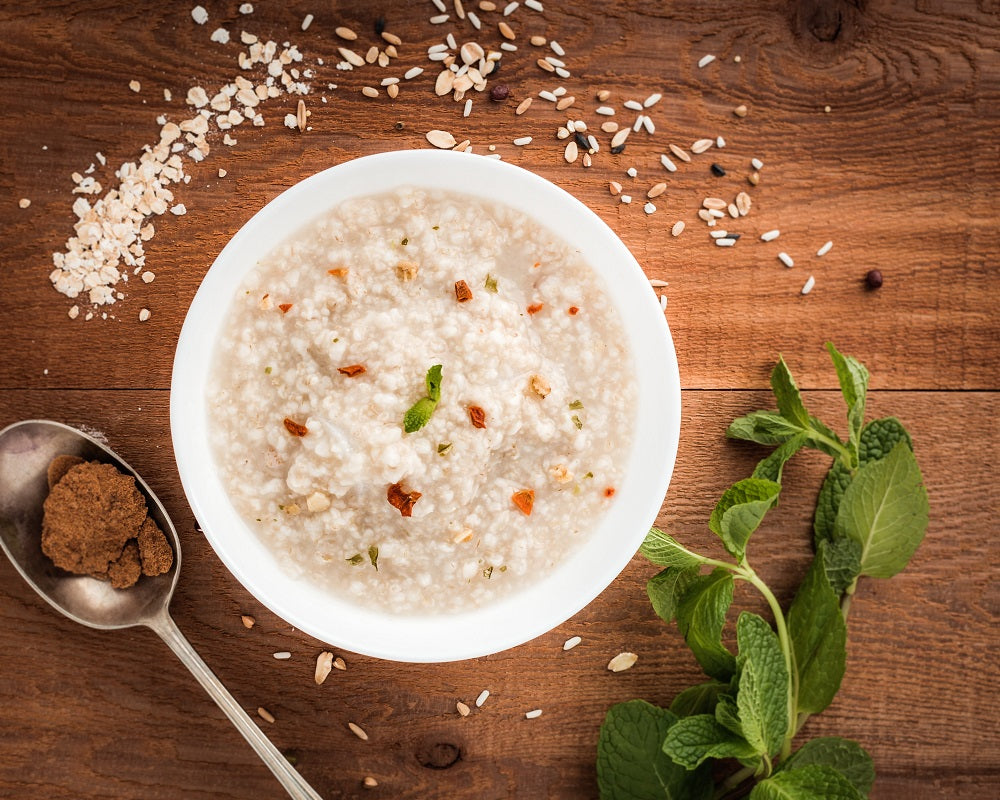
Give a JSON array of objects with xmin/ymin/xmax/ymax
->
[{"xmin": 0, "ymin": 420, "xmax": 324, "ymax": 800}]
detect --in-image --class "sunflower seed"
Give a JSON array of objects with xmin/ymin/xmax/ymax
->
[
  {"xmin": 668, "ymin": 143, "xmax": 690, "ymax": 162},
  {"xmin": 647, "ymin": 182, "xmax": 667, "ymax": 198},
  {"xmin": 611, "ymin": 127, "xmax": 630, "ymax": 148},
  {"xmin": 257, "ymin": 707, "xmax": 275, "ymax": 723},
  {"xmin": 556, "ymin": 95, "xmax": 575, "ymax": 110},
  {"xmin": 361, "ymin": 86, "xmax": 379, "ymax": 98},
  {"xmin": 382, "ymin": 31, "xmax": 402, "ymax": 45},
  {"xmin": 607, "ymin": 652, "xmax": 638, "ymax": 672},
  {"xmin": 728, "ymin": 203, "xmax": 739, "ymax": 218},
  {"xmin": 498, "ymin": 21, "xmax": 515, "ymax": 39},
  {"xmin": 296, "ymin": 99, "xmax": 307, "ymax": 131},
  {"xmin": 564, "ymin": 140, "xmax": 579, "ymax": 163},
  {"xmin": 702, "ymin": 197, "xmax": 727, "ymax": 210},
  {"xmin": 337, "ymin": 47, "xmax": 365, "ymax": 67},
  {"xmin": 335, "ymin": 26, "xmax": 358, "ymax": 40},
  {"xmin": 348, "ymin": 722, "xmax": 369, "ymax": 741},
  {"xmin": 735, "ymin": 192, "xmax": 752, "ymax": 215},
  {"xmin": 691, "ymin": 138, "xmax": 714, "ymax": 154},
  {"xmin": 315, "ymin": 652, "xmax": 333, "ymax": 684},
  {"xmin": 515, "ymin": 97, "xmax": 532, "ymax": 114}
]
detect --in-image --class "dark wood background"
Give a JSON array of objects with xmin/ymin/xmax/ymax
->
[{"xmin": 0, "ymin": 1, "xmax": 997, "ymax": 797}]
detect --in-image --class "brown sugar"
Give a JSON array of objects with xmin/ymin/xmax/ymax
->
[{"xmin": 41, "ymin": 458, "xmax": 173, "ymax": 588}]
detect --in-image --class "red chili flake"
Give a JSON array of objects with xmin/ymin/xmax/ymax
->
[
  {"xmin": 337, "ymin": 364, "xmax": 367, "ymax": 377},
  {"xmin": 278, "ymin": 303, "xmax": 293, "ymax": 313},
  {"xmin": 604, "ymin": 487, "xmax": 616, "ymax": 498},
  {"xmin": 455, "ymin": 280, "xmax": 473, "ymax": 302},
  {"xmin": 283, "ymin": 417, "xmax": 308, "ymax": 437},
  {"xmin": 468, "ymin": 405, "xmax": 487, "ymax": 429},
  {"xmin": 526, "ymin": 303, "xmax": 544, "ymax": 315},
  {"xmin": 387, "ymin": 482, "xmax": 422, "ymax": 517},
  {"xmin": 532, "ymin": 261, "xmax": 541, "ymax": 268},
  {"xmin": 327, "ymin": 268, "xmax": 349, "ymax": 278},
  {"xmin": 567, "ymin": 306, "xmax": 580, "ymax": 316},
  {"xmin": 511, "ymin": 489, "xmax": 535, "ymax": 516}
]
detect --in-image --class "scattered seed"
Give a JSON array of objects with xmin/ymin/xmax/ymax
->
[
  {"xmin": 382, "ymin": 31, "xmax": 402, "ymax": 46},
  {"xmin": 301, "ymin": 13, "xmax": 313, "ymax": 30},
  {"xmin": 525, "ymin": 0, "xmax": 543, "ymax": 9},
  {"xmin": 462, "ymin": 96, "xmax": 471, "ymax": 115},
  {"xmin": 555, "ymin": 95, "xmax": 575, "ymax": 111},
  {"xmin": 504, "ymin": 1, "xmax": 520, "ymax": 14},
  {"xmin": 564, "ymin": 140, "xmax": 579, "ymax": 163},
  {"xmin": 335, "ymin": 25, "xmax": 357, "ymax": 40},
  {"xmin": 710, "ymin": 229, "xmax": 729, "ymax": 239},
  {"xmin": 348, "ymin": 722, "xmax": 369, "ymax": 741},
  {"xmin": 596, "ymin": 89, "xmax": 611, "ymax": 101},
  {"xmin": 778, "ymin": 252, "xmax": 794, "ymax": 267},
  {"xmin": 623, "ymin": 99, "xmax": 643, "ymax": 111},
  {"xmin": 660, "ymin": 294, "xmax": 668, "ymax": 311},
  {"xmin": 728, "ymin": 203, "xmax": 740, "ymax": 218},
  {"xmin": 315, "ymin": 652, "xmax": 333, "ymax": 684},
  {"xmin": 333, "ymin": 657, "xmax": 347, "ymax": 671},
  {"xmin": 404, "ymin": 66, "xmax": 424, "ymax": 80},
  {"xmin": 668, "ymin": 143, "xmax": 690, "ymax": 162},
  {"xmin": 363, "ymin": 777, "xmax": 378, "ymax": 788},
  {"xmin": 717, "ymin": 136, "xmax": 726, "ymax": 147},
  {"xmin": 361, "ymin": 86, "xmax": 379, "ymax": 98},
  {"xmin": 709, "ymin": 208, "xmax": 725, "ymax": 218},
  {"xmin": 595, "ymin": 106, "xmax": 615, "ymax": 116},
  {"xmin": 498, "ymin": 21, "xmax": 515, "ymax": 39},
  {"xmin": 388, "ymin": 84, "xmax": 400, "ymax": 99},
  {"xmin": 644, "ymin": 202, "xmax": 656, "ymax": 214},
  {"xmin": 736, "ymin": 192, "xmax": 752, "ymax": 216},
  {"xmin": 817, "ymin": 240, "xmax": 833, "ymax": 257},
  {"xmin": 574, "ymin": 131, "xmax": 589, "ymax": 151},
  {"xmin": 475, "ymin": 689, "xmax": 490, "ymax": 707},
  {"xmin": 691, "ymin": 138, "xmax": 714, "ymax": 154},
  {"xmin": 619, "ymin": 194, "xmax": 632, "ymax": 204},
  {"xmin": 241, "ymin": 615, "xmax": 256, "ymax": 629},
  {"xmin": 550, "ymin": 40, "xmax": 565, "ymax": 56},
  {"xmin": 18, "ymin": 198, "xmax": 31, "ymax": 209},
  {"xmin": 456, "ymin": 701, "xmax": 471, "ymax": 716},
  {"xmin": 530, "ymin": 34, "xmax": 547, "ymax": 46},
  {"xmin": 609, "ymin": 180, "xmax": 622, "ymax": 195},
  {"xmin": 338, "ymin": 47, "xmax": 365, "ymax": 67},
  {"xmin": 601, "ymin": 120, "xmax": 618, "ymax": 133},
  {"xmin": 525, "ymin": 709, "xmax": 543, "ymax": 719},
  {"xmin": 671, "ymin": 220, "xmax": 685, "ymax": 237},
  {"xmin": 643, "ymin": 92, "xmax": 662, "ymax": 107},
  {"xmin": 702, "ymin": 197, "xmax": 727, "ymax": 210},
  {"xmin": 760, "ymin": 229, "xmax": 780, "ymax": 241},
  {"xmin": 660, "ymin": 154, "xmax": 677, "ymax": 172},
  {"xmin": 748, "ymin": 171, "xmax": 761, "ymax": 186},
  {"xmin": 563, "ymin": 635, "xmax": 582, "ymax": 650},
  {"xmin": 865, "ymin": 269, "xmax": 884, "ymax": 289},
  {"xmin": 734, "ymin": 104, "xmax": 748, "ymax": 117},
  {"xmin": 751, "ymin": 157, "xmax": 764, "ymax": 170},
  {"xmin": 258, "ymin": 707, "xmax": 275, "ymax": 723},
  {"xmin": 426, "ymin": 129, "xmax": 457, "ymax": 149},
  {"xmin": 587, "ymin": 134, "xmax": 599, "ymax": 152},
  {"xmin": 611, "ymin": 128, "xmax": 630, "ymax": 149},
  {"xmin": 430, "ymin": 14, "xmax": 450, "ymax": 24},
  {"xmin": 698, "ymin": 54, "xmax": 716, "ymax": 68},
  {"xmin": 539, "ymin": 89, "xmax": 558, "ymax": 102},
  {"xmin": 711, "ymin": 163, "xmax": 726, "ymax": 177},
  {"xmin": 801, "ymin": 275, "xmax": 816, "ymax": 295},
  {"xmin": 490, "ymin": 83, "xmax": 510, "ymax": 101},
  {"xmin": 514, "ymin": 136, "xmax": 533, "ymax": 146},
  {"xmin": 648, "ymin": 279, "xmax": 669, "ymax": 287},
  {"xmin": 515, "ymin": 97, "xmax": 532, "ymax": 115},
  {"xmin": 608, "ymin": 652, "xmax": 638, "ymax": 672},
  {"xmin": 716, "ymin": 238, "xmax": 737, "ymax": 247},
  {"xmin": 641, "ymin": 115, "xmax": 655, "ymax": 134},
  {"xmin": 138, "ymin": 308, "xmax": 151, "ymax": 322},
  {"xmin": 296, "ymin": 99, "xmax": 307, "ymax": 131},
  {"xmin": 273, "ymin": 651, "xmax": 291, "ymax": 660},
  {"xmin": 626, "ymin": 166, "xmax": 638, "ymax": 178},
  {"xmin": 128, "ymin": 79, "xmax": 141, "ymax": 93}
]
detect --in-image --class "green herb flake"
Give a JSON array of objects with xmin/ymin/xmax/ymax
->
[
  {"xmin": 569, "ymin": 400, "xmax": 584, "ymax": 410},
  {"xmin": 437, "ymin": 441, "xmax": 453, "ymax": 455},
  {"xmin": 432, "ymin": 225, "xmax": 440, "ymax": 230},
  {"xmin": 368, "ymin": 545, "xmax": 379, "ymax": 571},
  {"xmin": 346, "ymin": 553, "xmax": 364, "ymax": 566},
  {"xmin": 499, "ymin": 565, "xmax": 507, "ymax": 573},
  {"xmin": 403, "ymin": 364, "xmax": 444, "ymax": 433},
  {"xmin": 401, "ymin": 237, "xmax": 408, "ymax": 246},
  {"xmin": 571, "ymin": 414, "xmax": 583, "ymax": 430},
  {"xmin": 484, "ymin": 273, "xmax": 498, "ymax": 293},
  {"xmin": 584, "ymin": 471, "xmax": 594, "ymax": 479},
  {"xmin": 264, "ymin": 366, "xmax": 272, "ymax": 374}
]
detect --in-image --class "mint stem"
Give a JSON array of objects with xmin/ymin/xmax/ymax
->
[{"xmin": 713, "ymin": 764, "xmax": 757, "ymax": 800}]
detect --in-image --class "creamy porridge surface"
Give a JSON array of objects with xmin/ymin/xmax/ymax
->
[{"xmin": 207, "ymin": 187, "xmax": 636, "ymax": 613}]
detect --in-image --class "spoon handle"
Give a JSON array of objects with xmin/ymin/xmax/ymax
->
[{"xmin": 148, "ymin": 612, "xmax": 325, "ymax": 800}]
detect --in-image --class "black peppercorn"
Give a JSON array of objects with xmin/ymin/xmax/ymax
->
[
  {"xmin": 574, "ymin": 131, "xmax": 589, "ymax": 151},
  {"xmin": 374, "ymin": 17, "xmax": 386, "ymax": 35},
  {"xmin": 489, "ymin": 84, "xmax": 510, "ymax": 102},
  {"xmin": 865, "ymin": 269, "xmax": 883, "ymax": 289}
]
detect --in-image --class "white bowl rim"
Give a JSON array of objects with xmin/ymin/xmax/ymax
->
[{"xmin": 170, "ymin": 149, "xmax": 681, "ymax": 663}]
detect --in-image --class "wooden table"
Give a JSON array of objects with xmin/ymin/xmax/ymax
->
[{"xmin": 1, "ymin": 1, "xmax": 997, "ymax": 797}]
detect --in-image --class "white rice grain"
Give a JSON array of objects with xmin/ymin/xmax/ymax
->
[
  {"xmin": 817, "ymin": 241, "xmax": 833, "ymax": 257},
  {"xmin": 698, "ymin": 54, "xmax": 716, "ymax": 68},
  {"xmin": 801, "ymin": 275, "xmax": 816, "ymax": 294},
  {"xmin": 778, "ymin": 252, "xmax": 794, "ymax": 267},
  {"xmin": 760, "ymin": 229, "xmax": 780, "ymax": 242},
  {"xmin": 475, "ymin": 689, "xmax": 490, "ymax": 707}
]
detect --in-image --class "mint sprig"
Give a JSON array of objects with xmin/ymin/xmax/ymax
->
[
  {"xmin": 403, "ymin": 365, "xmax": 443, "ymax": 433},
  {"xmin": 597, "ymin": 344, "xmax": 928, "ymax": 799}
]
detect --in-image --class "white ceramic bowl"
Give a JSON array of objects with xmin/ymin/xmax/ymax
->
[{"xmin": 171, "ymin": 150, "xmax": 680, "ymax": 662}]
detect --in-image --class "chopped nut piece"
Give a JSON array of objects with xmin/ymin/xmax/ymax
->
[
  {"xmin": 333, "ymin": 657, "xmax": 347, "ymax": 670},
  {"xmin": 315, "ymin": 651, "xmax": 333, "ymax": 684},
  {"xmin": 468, "ymin": 405, "xmax": 487, "ymax": 428},
  {"xmin": 283, "ymin": 417, "xmax": 308, "ymax": 437},
  {"xmin": 604, "ymin": 486, "xmax": 616, "ymax": 498},
  {"xmin": 511, "ymin": 488, "xmax": 535, "ymax": 516},
  {"xmin": 138, "ymin": 308, "xmax": 151, "ymax": 322},
  {"xmin": 529, "ymin": 374, "xmax": 551, "ymax": 398},
  {"xmin": 456, "ymin": 701, "xmax": 471, "ymax": 716},
  {"xmin": 18, "ymin": 198, "xmax": 31, "ymax": 209},
  {"xmin": 455, "ymin": 280, "xmax": 473, "ymax": 302},
  {"xmin": 526, "ymin": 302, "xmax": 544, "ymax": 315},
  {"xmin": 241, "ymin": 615, "xmax": 256, "ymax": 629},
  {"xmin": 396, "ymin": 261, "xmax": 419, "ymax": 280},
  {"xmin": 328, "ymin": 268, "xmax": 349, "ymax": 278},
  {"xmin": 283, "ymin": 503, "xmax": 301, "ymax": 516},
  {"xmin": 387, "ymin": 482, "xmax": 422, "ymax": 517},
  {"xmin": 548, "ymin": 464, "xmax": 572, "ymax": 484},
  {"xmin": 337, "ymin": 364, "xmax": 367, "ymax": 377},
  {"xmin": 363, "ymin": 777, "xmax": 378, "ymax": 788},
  {"xmin": 278, "ymin": 303, "xmax": 293, "ymax": 313},
  {"xmin": 567, "ymin": 306, "xmax": 580, "ymax": 316},
  {"xmin": 306, "ymin": 492, "xmax": 331, "ymax": 512}
]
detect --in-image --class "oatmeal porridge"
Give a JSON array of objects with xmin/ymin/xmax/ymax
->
[{"xmin": 207, "ymin": 187, "xmax": 636, "ymax": 613}]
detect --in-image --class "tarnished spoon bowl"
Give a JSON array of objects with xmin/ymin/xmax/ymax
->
[{"xmin": 0, "ymin": 419, "xmax": 323, "ymax": 800}]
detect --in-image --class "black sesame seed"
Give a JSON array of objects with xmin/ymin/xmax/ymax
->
[
  {"xmin": 711, "ymin": 163, "xmax": 726, "ymax": 177},
  {"xmin": 729, "ymin": 233, "xmax": 741, "ymax": 240},
  {"xmin": 611, "ymin": 144, "xmax": 626, "ymax": 154},
  {"xmin": 574, "ymin": 132, "xmax": 589, "ymax": 151},
  {"xmin": 374, "ymin": 16, "xmax": 386, "ymax": 35},
  {"xmin": 865, "ymin": 269, "xmax": 883, "ymax": 289}
]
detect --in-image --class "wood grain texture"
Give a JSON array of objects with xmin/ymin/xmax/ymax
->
[{"xmin": 0, "ymin": 0, "xmax": 997, "ymax": 798}]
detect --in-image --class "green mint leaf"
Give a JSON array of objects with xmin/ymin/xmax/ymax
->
[
  {"xmin": 662, "ymin": 714, "xmax": 758, "ymax": 770},
  {"xmin": 484, "ymin": 273, "xmax": 498, "ymax": 293},
  {"xmin": 708, "ymin": 478, "xmax": 781, "ymax": 562},
  {"xmin": 748, "ymin": 764, "xmax": 865, "ymax": 800},
  {"xmin": 735, "ymin": 612, "xmax": 790, "ymax": 758},
  {"xmin": 368, "ymin": 545, "xmax": 379, "ymax": 571},
  {"xmin": 857, "ymin": 416, "xmax": 912, "ymax": 463},
  {"xmin": 437, "ymin": 441, "xmax": 452, "ymax": 455},
  {"xmin": 676, "ymin": 568, "xmax": 737, "ymax": 681},
  {"xmin": 425, "ymin": 364, "xmax": 443, "ymax": 402},
  {"xmin": 820, "ymin": 536, "xmax": 862, "ymax": 595},
  {"xmin": 597, "ymin": 700, "xmax": 712, "ymax": 800},
  {"xmin": 752, "ymin": 432, "xmax": 810, "ymax": 483},
  {"xmin": 669, "ymin": 681, "xmax": 729, "ymax": 718},
  {"xmin": 813, "ymin": 461, "xmax": 852, "ymax": 545},
  {"xmin": 770, "ymin": 356, "xmax": 811, "ymax": 429},
  {"xmin": 714, "ymin": 691, "xmax": 744, "ymax": 738},
  {"xmin": 403, "ymin": 397, "xmax": 438, "ymax": 433},
  {"xmin": 641, "ymin": 528, "xmax": 706, "ymax": 570},
  {"xmin": 569, "ymin": 399, "xmax": 584, "ymax": 410},
  {"xmin": 647, "ymin": 566, "xmax": 699, "ymax": 625},
  {"xmin": 826, "ymin": 342, "xmax": 869, "ymax": 462},
  {"xmin": 727, "ymin": 411, "xmax": 805, "ymax": 445},
  {"xmin": 834, "ymin": 441, "xmax": 929, "ymax": 579},
  {"xmin": 778, "ymin": 737, "xmax": 875, "ymax": 794},
  {"xmin": 788, "ymin": 546, "xmax": 847, "ymax": 715},
  {"xmin": 571, "ymin": 414, "xmax": 583, "ymax": 430}
]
